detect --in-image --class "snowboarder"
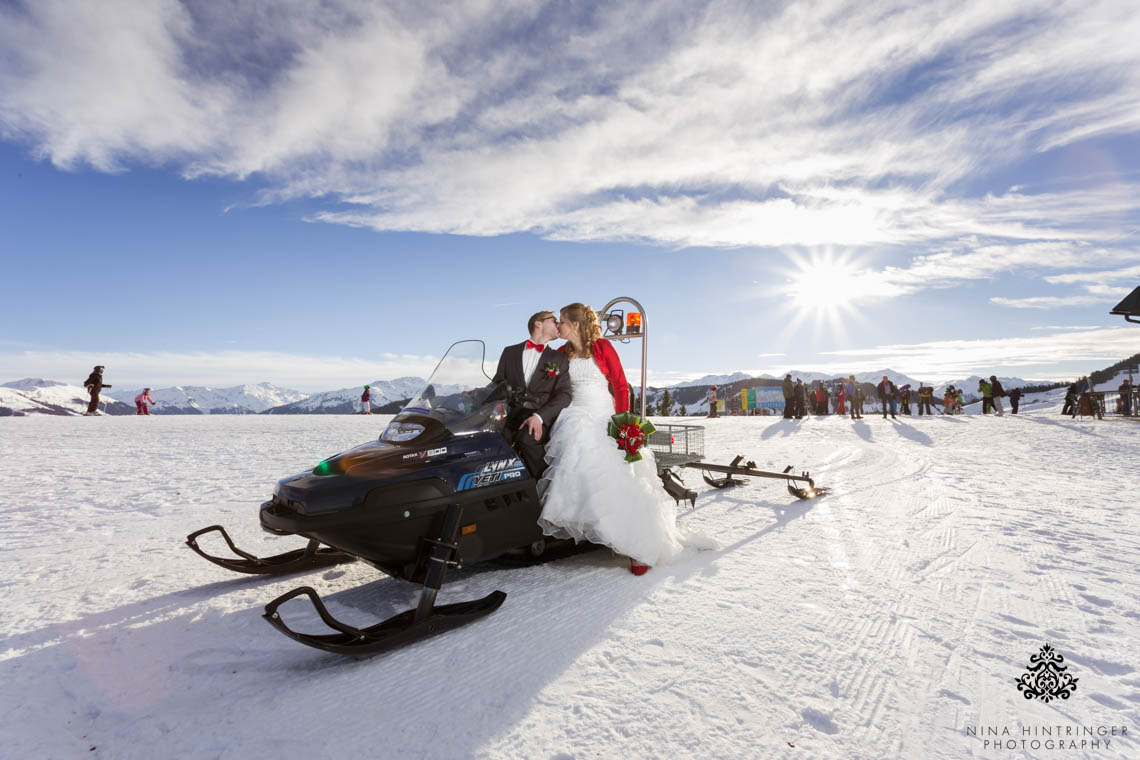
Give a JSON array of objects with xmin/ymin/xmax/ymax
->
[
  {"xmin": 134, "ymin": 388, "xmax": 156, "ymax": 415},
  {"xmin": 1008, "ymin": 386, "xmax": 1022, "ymax": 415},
  {"xmin": 360, "ymin": 385, "xmax": 372, "ymax": 414},
  {"xmin": 83, "ymin": 365, "xmax": 111, "ymax": 415}
]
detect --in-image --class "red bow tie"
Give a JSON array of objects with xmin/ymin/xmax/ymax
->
[{"xmin": 525, "ymin": 340, "xmax": 546, "ymax": 352}]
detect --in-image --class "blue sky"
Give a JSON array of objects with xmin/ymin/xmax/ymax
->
[{"xmin": 1, "ymin": 0, "xmax": 1138, "ymax": 391}]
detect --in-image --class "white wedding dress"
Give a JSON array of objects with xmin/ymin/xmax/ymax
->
[{"xmin": 538, "ymin": 357, "xmax": 716, "ymax": 566}]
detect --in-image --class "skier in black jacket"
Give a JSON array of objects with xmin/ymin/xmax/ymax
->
[
  {"xmin": 1008, "ymin": 386, "xmax": 1022, "ymax": 414},
  {"xmin": 83, "ymin": 365, "xmax": 111, "ymax": 415},
  {"xmin": 989, "ymin": 376, "xmax": 1005, "ymax": 416}
]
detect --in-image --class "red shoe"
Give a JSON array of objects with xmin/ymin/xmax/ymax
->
[{"xmin": 630, "ymin": 561, "xmax": 650, "ymax": 576}]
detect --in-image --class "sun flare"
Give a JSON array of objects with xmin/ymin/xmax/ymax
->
[{"xmin": 788, "ymin": 259, "xmax": 860, "ymax": 313}]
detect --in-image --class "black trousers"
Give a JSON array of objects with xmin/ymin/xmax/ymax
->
[
  {"xmin": 1011, "ymin": 398, "xmax": 1019, "ymax": 414},
  {"xmin": 87, "ymin": 391, "xmax": 100, "ymax": 413},
  {"xmin": 783, "ymin": 399, "xmax": 793, "ymax": 418},
  {"xmin": 918, "ymin": 399, "xmax": 932, "ymax": 415},
  {"xmin": 506, "ymin": 409, "xmax": 550, "ymax": 478}
]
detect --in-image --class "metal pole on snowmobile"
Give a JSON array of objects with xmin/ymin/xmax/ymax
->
[{"xmin": 598, "ymin": 296, "xmax": 647, "ymax": 419}]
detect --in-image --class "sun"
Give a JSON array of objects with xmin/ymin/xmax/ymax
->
[{"xmin": 786, "ymin": 253, "xmax": 861, "ymax": 314}]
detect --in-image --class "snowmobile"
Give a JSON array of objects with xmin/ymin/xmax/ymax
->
[{"xmin": 187, "ymin": 298, "xmax": 829, "ymax": 655}]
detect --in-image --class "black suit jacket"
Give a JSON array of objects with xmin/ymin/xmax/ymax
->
[{"xmin": 492, "ymin": 342, "xmax": 572, "ymax": 429}]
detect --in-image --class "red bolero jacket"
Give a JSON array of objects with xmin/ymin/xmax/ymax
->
[{"xmin": 559, "ymin": 339, "xmax": 630, "ymax": 413}]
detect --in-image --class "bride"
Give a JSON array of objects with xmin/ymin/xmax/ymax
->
[{"xmin": 538, "ymin": 303, "xmax": 714, "ymax": 575}]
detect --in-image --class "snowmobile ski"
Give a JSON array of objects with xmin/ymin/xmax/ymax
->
[
  {"xmin": 262, "ymin": 503, "xmax": 506, "ymax": 654},
  {"xmin": 185, "ymin": 525, "xmax": 354, "ymax": 575}
]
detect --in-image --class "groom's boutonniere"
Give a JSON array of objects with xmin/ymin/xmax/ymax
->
[{"xmin": 544, "ymin": 361, "xmax": 560, "ymax": 377}]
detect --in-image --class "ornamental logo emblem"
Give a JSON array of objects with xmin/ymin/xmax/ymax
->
[{"xmin": 1016, "ymin": 644, "xmax": 1078, "ymax": 702}]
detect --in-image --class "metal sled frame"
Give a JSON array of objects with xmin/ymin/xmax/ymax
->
[
  {"xmin": 262, "ymin": 503, "xmax": 505, "ymax": 655},
  {"xmin": 185, "ymin": 525, "xmax": 354, "ymax": 575},
  {"xmin": 682, "ymin": 455, "xmax": 830, "ymax": 500}
]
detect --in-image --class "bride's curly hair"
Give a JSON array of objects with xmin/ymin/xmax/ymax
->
[{"xmin": 560, "ymin": 302, "xmax": 603, "ymax": 359}]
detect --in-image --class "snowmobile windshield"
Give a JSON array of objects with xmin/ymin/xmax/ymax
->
[{"xmin": 380, "ymin": 340, "xmax": 508, "ymax": 446}]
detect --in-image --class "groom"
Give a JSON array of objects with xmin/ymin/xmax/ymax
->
[{"xmin": 492, "ymin": 310, "xmax": 572, "ymax": 478}]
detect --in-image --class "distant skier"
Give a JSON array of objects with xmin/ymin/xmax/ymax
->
[
  {"xmin": 781, "ymin": 375, "xmax": 794, "ymax": 419},
  {"xmin": 1008, "ymin": 386, "xmax": 1022, "ymax": 415},
  {"xmin": 792, "ymin": 379, "xmax": 806, "ymax": 419},
  {"xmin": 360, "ymin": 385, "xmax": 372, "ymax": 414},
  {"xmin": 134, "ymin": 388, "xmax": 156, "ymax": 415},
  {"xmin": 1062, "ymin": 383, "xmax": 1078, "ymax": 416},
  {"xmin": 989, "ymin": 376, "xmax": 1005, "ymax": 416},
  {"xmin": 917, "ymin": 384, "xmax": 934, "ymax": 416},
  {"xmin": 877, "ymin": 376, "xmax": 897, "ymax": 419},
  {"xmin": 83, "ymin": 365, "xmax": 111, "ymax": 415},
  {"xmin": 978, "ymin": 379, "xmax": 992, "ymax": 414},
  {"xmin": 846, "ymin": 376, "xmax": 861, "ymax": 419}
]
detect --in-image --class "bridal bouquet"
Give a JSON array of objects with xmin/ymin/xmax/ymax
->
[{"xmin": 607, "ymin": 412, "xmax": 657, "ymax": 463}]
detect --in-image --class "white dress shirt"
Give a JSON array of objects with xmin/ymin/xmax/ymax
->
[{"xmin": 521, "ymin": 343, "xmax": 546, "ymax": 386}]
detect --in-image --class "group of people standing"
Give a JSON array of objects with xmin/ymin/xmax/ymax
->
[
  {"xmin": 975, "ymin": 376, "xmax": 1022, "ymax": 416},
  {"xmin": 775, "ymin": 373, "xmax": 1028, "ymax": 419},
  {"xmin": 1061, "ymin": 377, "xmax": 1135, "ymax": 419}
]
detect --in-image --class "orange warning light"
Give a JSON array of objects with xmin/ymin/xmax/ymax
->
[{"xmin": 626, "ymin": 312, "xmax": 642, "ymax": 334}]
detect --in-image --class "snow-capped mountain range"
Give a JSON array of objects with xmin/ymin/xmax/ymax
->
[
  {"xmin": 109, "ymin": 383, "xmax": 307, "ymax": 415},
  {"xmin": 264, "ymin": 377, "xmax": 460, "ymax": 415},
  {"xmin": 670, "ymin": 372, "xmax": 754, "ymax": 388}
]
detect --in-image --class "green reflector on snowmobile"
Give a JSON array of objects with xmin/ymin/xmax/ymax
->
[{"xmin": 313, "ymin": 460, "xmax": 334, "ymax": 476}]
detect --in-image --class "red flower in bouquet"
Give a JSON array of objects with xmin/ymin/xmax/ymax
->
[{"xmin": 607, "ymin": 413, "xmax": 656, "ymax": 463}]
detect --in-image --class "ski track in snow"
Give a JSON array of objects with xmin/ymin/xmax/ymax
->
[{"xmin": 1, "ymin": 412, "xmax": 1138, "ymax": 759}]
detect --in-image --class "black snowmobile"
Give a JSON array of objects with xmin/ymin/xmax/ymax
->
[
  {"xmin": 187, "ymin": 339, "xmax": 556, "ymax": 654},
  {"xmin": 188, "ymin": 300, "xmax": 829, "ymax": 656}
]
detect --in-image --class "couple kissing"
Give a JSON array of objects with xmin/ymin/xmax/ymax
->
[{"xmin": 493, "ymin": 303, "xmax": 714, "ymax": 575}]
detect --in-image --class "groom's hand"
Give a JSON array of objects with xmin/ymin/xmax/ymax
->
[{"xmin": 520, "ymin": 414, "xmax": 543, "ymax": 440}]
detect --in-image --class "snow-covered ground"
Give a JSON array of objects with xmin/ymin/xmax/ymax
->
[{"xmin": 2, "ymin": 404, "xmax": 1137, "ymax": 759}]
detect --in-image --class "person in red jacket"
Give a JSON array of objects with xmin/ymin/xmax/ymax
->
[
  {"xmin": 537, "ymin": 302, "xmax": 714, "ymax": 577},
  {"xmin": 134, "ymin": 388, "xmax": 156, "ymax": 415}
]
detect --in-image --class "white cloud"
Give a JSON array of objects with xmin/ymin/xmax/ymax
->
[
  {"xmin": 1030, "ymin": 325, "xmax": 1105, "ymax": 331},
  {"xmin": 809, "ymin": 327, "xmax": 1139, "ymax": 378},
  {"xmin": 2, "ymin": 0, "xmax": 1138, "ymax": 248},
  {"xmin": 989, "ymin": 294, "xmax": 1123, "ymax": 309}
]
